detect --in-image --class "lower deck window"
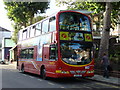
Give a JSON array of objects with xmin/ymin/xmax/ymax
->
[{"xmin": 20, "ymin": 48, "xmax": 34, "ymax": 59}]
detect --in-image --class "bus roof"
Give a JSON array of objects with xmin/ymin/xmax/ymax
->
[{"xmin": 59, "ymin": 10, "xmax": 94, "ymax": 14}]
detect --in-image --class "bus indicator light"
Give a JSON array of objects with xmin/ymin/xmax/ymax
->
[
  {"xmin": 56, "ymin": 70, "xmax": 62, "ymax": 73},
  {"xmin": 85, "ymin": 66, "xmax": 90, "ymax": 69}
]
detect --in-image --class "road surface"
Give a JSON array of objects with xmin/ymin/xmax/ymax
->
[{"xmin": 0, "ymin": 63, "xmax": 120, "ymax": 89}]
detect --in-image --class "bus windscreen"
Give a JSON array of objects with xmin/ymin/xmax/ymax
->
[
  {"xmin": 60, "ymin": 42, "xmax": 92, "ymax": 65},
  {"xmin": 59, "ymin": 12, "xmax": 91, "ymax": 31}
]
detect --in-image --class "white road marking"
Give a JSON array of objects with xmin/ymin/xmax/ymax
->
[
  {"xmin": 48, "ymin": 82, "xmax": 55, "ymax": 85},
  {"xmin": 60, "ymin": 86, "xmax": 65, "ymax": 88},
  {"xmin": 29, "ymin": 76, "xmax": 34, "ymax": 78},
  {"xmin": 37, "ymin": 79, "xmax": 42, "ymax": 81},
  {"xmin": 22, "ymin": 74, "xmax": 27, "ymax": 76}
]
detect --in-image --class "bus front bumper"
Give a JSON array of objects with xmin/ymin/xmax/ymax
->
[{"xmin": 53, "ymin": 70, "xmax": 94, "ymax": 78}]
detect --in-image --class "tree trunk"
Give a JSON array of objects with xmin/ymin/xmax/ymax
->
[
  {"xmin": 30, "ymin": 17, "xmax": 33, "ymax": 25},
  {"xmin": 23, "ymin": 22, "xmax": 27, "ymax": 28},
  {"xmin": 98, "ymin": 2, "xmax": 112, "ymax": 59},
  {"xmin": 30, "ymin": 13, "xmax": 34, "ymax": 25},
  {"xmin": 96, "ymin": 16, "xmax": 101, "ymax": 35}
]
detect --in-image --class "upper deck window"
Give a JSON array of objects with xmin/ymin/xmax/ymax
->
[
  {"xmin": 23, "ymin": 29, "xmax": 27, "ymax": 40},
  {"xmin": 42, "ymin": 19, "xmax": 49, "ymax": 34},
  {"xmin": 27, "ymin": 28, "xmax": 30, "ymax": 38},
  {"xmin": 49, "ymin": 16, "xmax": 56, "ymax": 32},
  {"xmin": 59, "ymin": 12, "xmax": 91, "ymax": 31},
  {"xmin": 19, "ymin": 31, "xmax": 23, "ymax": 41},
  {"xmin": 35, "ymin": 23, "xmax": 42, "ymax": 36},
  {"xmin": 30, "ymin": 26, "xmax": 35, "ymax": 37}
]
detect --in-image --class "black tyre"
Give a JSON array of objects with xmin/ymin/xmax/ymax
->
[
  {"xmin": 41, "ymin": 68, "xmax": 47, "ymax": 79},
  {"xmin": 21, "ymin": 65, "xmax": 25, "ymax": 73}
]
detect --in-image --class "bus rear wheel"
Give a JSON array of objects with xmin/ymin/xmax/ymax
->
[
  {"xmin": 41, "ymin": 68, "xmax": 47, "ymax": 79},
  {"xmin": 21, "ymin": 65, "xmax": 25, "ymax": 73}
]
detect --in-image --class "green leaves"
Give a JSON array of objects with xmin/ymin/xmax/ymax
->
[
  {"xmin": 4, "ymin": 2, "xmax": 49, "ymax": 28},
  {"xmin": 56, "ymin": 0, "xmax": 120, "ymax": 29},
  {"xmin": 4, "ymin": 2, "xmax": 49, "ymax": 43}
]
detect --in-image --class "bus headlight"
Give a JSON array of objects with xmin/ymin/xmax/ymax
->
[
  {"xmin": 70, "ymin": 71, "xmax": 75, "ymax": 74},
  {"xmin": 85, "ymin": 66, "xmax": 90, "ymax": 69},
  {"xmin": 87, "ymin": 70, "xmax": 94, "ymax": 73},
  {"xmin": 61, "ymin": 71, "xmax": 69, "ymax": 74}
]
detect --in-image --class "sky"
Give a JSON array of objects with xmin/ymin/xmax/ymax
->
[
  {"xmin": 0, "ymin": 0, "xmax": 67, "ymax": 31},
  {"xmin": 0, "ymin": 0, "xmax": 13, "ymax": 31},
  {"xmin": 46, "ymin": 0, "xmax": 67, "ymax": 16}
]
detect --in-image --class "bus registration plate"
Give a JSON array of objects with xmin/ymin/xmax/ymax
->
[{"xmin": 74, "ymin": 75, "xmax": 82, "ymax": 77}]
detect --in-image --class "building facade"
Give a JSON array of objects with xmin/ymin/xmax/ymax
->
[
  {"xmin": 0, "ymin": 26, "xmax": 12, "ymax": 60},
  {"xmin": 1, "ymin": 38, "xmax": 16, "ymax": 62}
]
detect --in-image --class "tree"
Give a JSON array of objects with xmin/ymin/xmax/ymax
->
[
  {"xmin": 98, "ymin": 2, "xmax": 112, "ymax": 59},
  {"xmin": 56, "ymin": 1, "xmax": 120, "ymax": 29},
  {"xmin": 56, "ymin": 0, "xmax": 120, "ymax": 59},
  {"xmin": 27, "ymin": 15, "xmax": 46, "ymax": 26},
  {"xmin": 4, "ymin": 2, "xmax": 49, "ymax": 43},
  {"xmin": 4, "ymin": 2, "xmax": 49, "ymax": 28},
  {"xmin": 4, "ymin": 2, "xmax": 28, "ymax": 27}
]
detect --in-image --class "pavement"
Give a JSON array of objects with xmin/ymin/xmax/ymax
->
[
  {"xmin": 1, "ymin": 61, "xmax": 120, "ymax": 86},
  {"xmin": 87, "ymin": 74, "xmax": 120, "ymax": 86}
]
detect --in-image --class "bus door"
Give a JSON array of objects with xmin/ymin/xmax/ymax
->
[
  {"xmin": 42, "ymin": 44, "xmax": 50, "ymax": 62},
  {"xmin": 42, "ymin": 44, "xmax": 57, "ymax": 74}
]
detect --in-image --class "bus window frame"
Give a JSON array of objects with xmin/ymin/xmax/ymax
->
[
  {"xmin": 30, "ymin": 26, "xmax": 36, "ymax": 37},
  {"xmin": 58, "ymin": 11, "xmax": 92, "ymax": 32},
  {"xmin": 27, "ymin": 28, "xmax": 30, "ymax": 38},
  {"xmin": 23, "ymin": 29, "xmax": 27, "ymax": 40},
  {"xmin": 35, "ymin": 23, "xmax": 42, "ymax": 36},
  {"xmin": 19, "ymin": 30, "xmax": 23, "ymax": 41},
  {"xmin": 19, "ymin": 46, "xmax": 36, "ymax": 60},
  {"xmin": 28, "ymin": 48, "xmax": 34, "ymax": 59},
  {"xmin": 49, "ymin": 16, "xmax": 56, "ymax": 32},
  {"xmin": 49, "ymin": 43, "xmax": 58, "ymax": 61},
  {"xmin": 42, "ymin": 19, "xmax": 49, "ymax": 34}
]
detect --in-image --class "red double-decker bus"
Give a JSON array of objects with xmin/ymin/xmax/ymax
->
[{"xmin": 17, "ymin": 10, "xmax": 94, "ymax": 79}]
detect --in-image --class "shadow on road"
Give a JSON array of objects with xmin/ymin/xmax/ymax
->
[{"xmin": 21, "ymin": 72, "xmax": 90, "ymax": 84}]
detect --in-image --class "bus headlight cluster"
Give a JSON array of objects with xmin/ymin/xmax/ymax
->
[
  {"xmin": 87, "ymin": 70, "xmax": 94, "ymax": 73},
  {"xmin": 70, "ymin": 70, "xmax": 86, "ymax": 74},
  {"xmin": 81, "ymin": 71, "xmax": 86, "ymax": 73},
  {"xmin": 76, "ymin": 70, "xmax": 81, "ymax": 73},
  {"xmin": 70, "ymin": 71, "xmax": 75, "ymax": 74},
  {"xmin": 56, "ymin": 70, "xmax": 94, "ymax": 74},
  {"xmin": 61, "ymin": 71, "xmax": 69, "ymax": 74},
  {"xmin": 56, "ymin": 70, "xmax": 69, "ymax": 74}
]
